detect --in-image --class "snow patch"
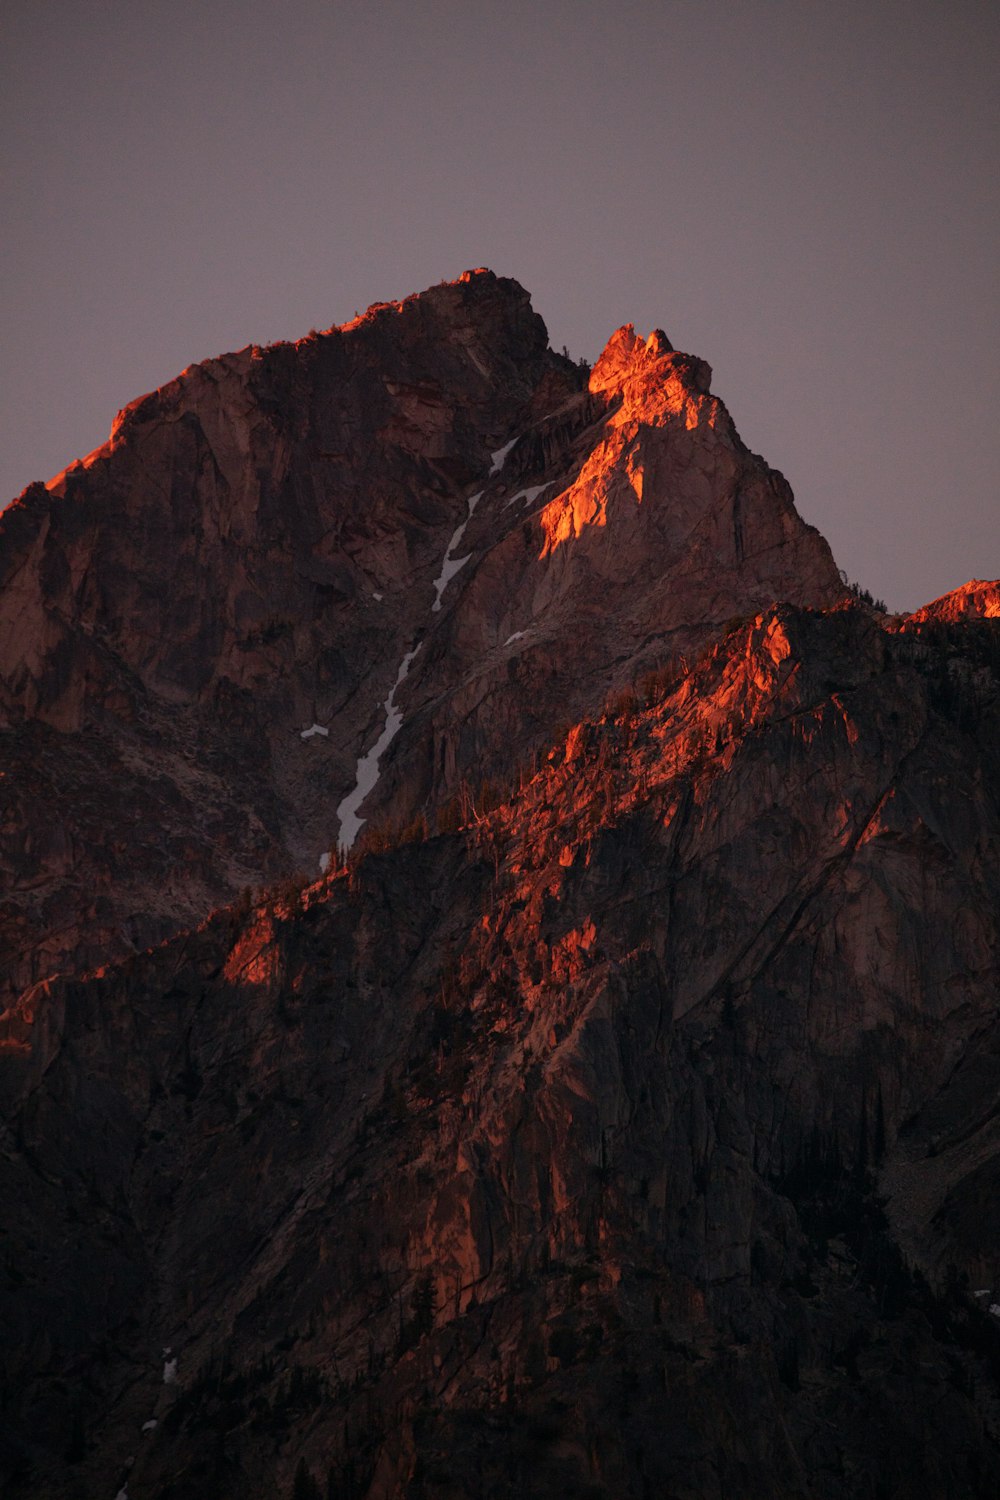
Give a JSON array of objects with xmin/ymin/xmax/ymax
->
[
  {"xmin": 300, "ymin": 723, "xmax": 329, "ymax": 740},
  {"xmin": 432, "ymin": 547, "xmax": 471, "ymax": 609},
  {"xmin": 503, "ymin": 483, "xmax": 548, "ymax": 511},
  {"xmin": 318, "ymin": 850, "xmax": 332, "ymax": 874},
  {"xmin": 142, "ymin": 1419, "xmax": 158, "ymax": 1433},
  {"xmin": 432, "ymin": 490, "xmax": 482, "ymax": 612},
  {"xmin": 163, "ymin": 1358, "xmax": 178, "ymax": 1385},
  {"xmin": 372, "ymin": 591, "xmax": 383, "ymax": 601},
  {"xmin": 990, "ymin": 1304, "xmax": 1000, "ymax": 1319},
  {"xmin": 490, "ymin": 437, "xmax": 518, "ymax": 474},
  {"xmin": 504, "ymin": 631, "xmax": 527, "ymax": 646},
  {"xmin": 115, "ymin": 1489, "xmax": 129, "ymax": 1500},
  {"xmin": 337, "ymin": 645, "xmax": 421, "ymax": 848}
]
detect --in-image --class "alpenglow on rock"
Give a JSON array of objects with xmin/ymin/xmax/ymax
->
[{"xmin": 1, "ymin": 272, "xmax": 999, "ymax": 1499}]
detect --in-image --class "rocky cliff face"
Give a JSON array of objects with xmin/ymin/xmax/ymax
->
[
  {"xmin": 1, "ymin": 274, "xmax": 998, "ymax": 1499},
  {"xmin": 0, "ymin": 271, "xmax": 842, "ymax": 1007}
]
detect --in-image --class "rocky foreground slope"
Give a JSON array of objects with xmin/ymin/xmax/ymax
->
[{"xmin": 1, "ymin": 274, "xmax": 999, "ymax": 1498}]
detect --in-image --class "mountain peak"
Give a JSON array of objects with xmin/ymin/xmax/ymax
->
[
  {"xmin": 590, "ymin": 321, "xmax": 676, "ymax": 389},
  {"xmin": 905, "ymin": 578, "xmax": 1000, "ymax": 623}
]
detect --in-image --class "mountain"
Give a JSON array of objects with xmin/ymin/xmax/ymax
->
[
  {"xmin": 1, "ymin": 272, "xmax": 998, "ymax": 1499},
  {"xmin": 0, "ymin": 270, "xmax": 843, "ymax": 1009}
]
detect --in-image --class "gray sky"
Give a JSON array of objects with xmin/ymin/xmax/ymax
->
[{"xmin": 3, "ymin": 0, "xmax": 997, "ymax": 610}]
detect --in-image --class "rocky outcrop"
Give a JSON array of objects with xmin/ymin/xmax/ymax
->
[
  {"xmin": 377, "ymin": 321, "xmax": 844, "ymax": 833},
  {"xmin": 905, "ymin": 579, "xmax": 1000, "ymax": 624}
]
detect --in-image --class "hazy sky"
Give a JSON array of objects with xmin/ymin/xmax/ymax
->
[{"xmin": 3, "ymin": 0, "xmax": 997, "ymax": 610}]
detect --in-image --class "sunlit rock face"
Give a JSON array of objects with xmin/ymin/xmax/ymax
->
[
  {"xmin": 905, "ymin": 578, "xmax": 1000, "ymax": 623},
  {"xmin": 2, "ymin": 274, "xmax": 1000, "ymax": 1499}
]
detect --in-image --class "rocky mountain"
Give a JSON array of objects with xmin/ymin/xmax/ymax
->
[
  {"xmin": 1, "ymin": 272, "xmax": 998, "ymax": 1499},
  {"xmin": 0, "ymin": 270, "xmax": 843, "ymax": 1008}
]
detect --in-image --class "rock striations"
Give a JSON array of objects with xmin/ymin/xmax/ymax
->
[{"xmin": 0, "ymin": 272, "xmax": 998, "ymax": 1498}]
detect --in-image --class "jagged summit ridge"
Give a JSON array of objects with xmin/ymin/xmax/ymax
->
[
  {"xmin": 906, "ymin": 578, "xmax": 1000, "ymax": 623},
  {"xmin": 36, "ymin": 268, "xmax": 539, "ymax": 499}
]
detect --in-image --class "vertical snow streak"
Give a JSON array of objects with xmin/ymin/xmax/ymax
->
[
  {"xmin": 336, "ymin": 435, "xmax": 522, "ymax": 850},
  {"xmin": 336, "ymin": 645, "xmax": 420, "ymax": 848},
  {"xmin": 432, "ymin": 490, "xmax": 482, "ymax": 612},
  {"xmin": 489, "ymin": 436, "xmax": 519, "ymax": 474}
]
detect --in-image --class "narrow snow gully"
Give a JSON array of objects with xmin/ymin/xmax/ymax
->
[
  {"xmin": 335, "ymin": 645, "xmax": 421, "ymax": 850},
  {"xmin": 432, "ymin": 437, "xmax": 522, "ymax": 612},
  {"xmin": 432, "ymin": 489, "xmax": 482, "ymax": 613},
  {"xmin": 334, "ymin": 435, "xmax": 523, "ymax": 854},
  {"xmin": 488, "ymin": 436, "xmax": 519, "ymax": 475}
]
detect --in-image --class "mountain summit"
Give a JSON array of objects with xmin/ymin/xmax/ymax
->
[
  {"xmin": 0, "ymin": 270, "xmax": 842, "ymax": 1005},
  {"xmin": 1, "ymin": 274, "xmax": 999, "ymax": 1498}
]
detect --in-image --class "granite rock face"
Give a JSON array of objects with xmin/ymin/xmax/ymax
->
[
  {"xmin": 0, "ymin": 271, "xmax": 842, "ymax": 1005},
  {"xmin": 906, "ymin": 579, "xmax": 1000, "ymax": 624},
  {"xmin": 1, "ymin": 274, "xmax": 999, "ymax": 1499}
]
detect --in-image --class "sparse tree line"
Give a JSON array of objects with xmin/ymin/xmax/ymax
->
[{"xmin": 840, "ymin": 569, "xmax": 888, "ymax": 613}]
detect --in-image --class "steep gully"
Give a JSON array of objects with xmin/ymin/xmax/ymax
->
[{"xmin": 335, "ymin": 434, "xmax": 523, "ymax": 856}]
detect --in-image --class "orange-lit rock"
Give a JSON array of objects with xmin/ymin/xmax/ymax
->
[{"xmin": 905, "ymin": 577, "xmax": 1000, "ymax": 623}]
